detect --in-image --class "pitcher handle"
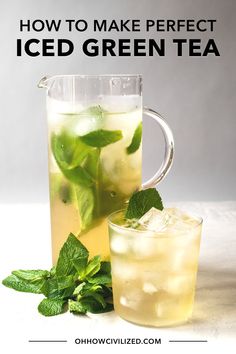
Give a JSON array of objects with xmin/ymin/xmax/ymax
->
[{"xmin": 142, "ymin": 107, "xmax": 174, "ymax": 189}]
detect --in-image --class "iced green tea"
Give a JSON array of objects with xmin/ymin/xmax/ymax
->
[
  {"xmin": 39, "ymin": 75, "xmax": 174, "ymax": 264},
  {"xmin": 109, "ymin": 208, "xmax": 202, "ymax": 327},
  {"xmin": 48, "ymin": 102, "xmax": 142, "ymax": 263}
]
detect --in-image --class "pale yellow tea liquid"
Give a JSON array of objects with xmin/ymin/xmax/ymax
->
[
  {"xmin": 48, "ymin": 101, "xmax": 142, "ymax": 263},
  {"xmin": 109, "ymin": 209, "xmax": 202, "ymax": 327}
]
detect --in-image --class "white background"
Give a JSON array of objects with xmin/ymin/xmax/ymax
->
[{"xmin": 0, "ymin": 1, "xmax": 236, "ymax": 353}]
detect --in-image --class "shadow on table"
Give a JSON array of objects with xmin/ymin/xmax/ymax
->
[{"xmin": 191, "ymin": 266, "xmax": 236, "ymax": 333}]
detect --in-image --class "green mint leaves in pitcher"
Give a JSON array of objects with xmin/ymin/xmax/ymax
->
[{"xmin": 39, "ymin": 75, "xmax": 174, "ymax": 262}]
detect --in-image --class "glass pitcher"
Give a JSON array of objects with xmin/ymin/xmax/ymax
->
[{"xmin": 38, "ymin": 75, "xmax": 174, "ymax": 263}]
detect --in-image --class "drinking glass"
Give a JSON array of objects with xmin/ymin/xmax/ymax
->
[{"xmin": 108, "ymin": 209, "xmax": 202, "ymax": 327}]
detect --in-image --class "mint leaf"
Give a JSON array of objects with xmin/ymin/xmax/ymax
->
[
  {"xmin": 56, "ymin": 233, "xmax": 89, "ymax": 277},
  {"xmin": 58, "ymin": 183, "xmax": 73, "ymax": 204},
  {"xmin": 51, "ymin": 131, "xmax": 92, "ymax": 170},
  {"xmin": 62, "ymin": 165, "xmax": 94, "ymax": 187},
  {"xmin": 75, "ymin": 185, "xmax": 96, "ymax": 231},
  {"xmin": 40, "ymin": 278, "xmax": 62, "ymax": 298},
  {"xmin": 68, "ymin": 299, "xmax": 87, "ymax": 314},
  {"xmin": 87, "ymin": 261, "xmax": 112, "ymax": 285},
  {"xmin": 41, "ymin": 276, "xmax": 75, "ymax": 299},
  {"xmin": 51, "ymin": 131, "xmax": 95, "ymax": 187},
  {"xmin": 51, "ymin": 123, "xmax": 124, "ymax": 234},
  {"xmin": 12, "ymin": 270, "xmax": 49, "ymax": 282},
  {"xmin": 73, "ymin": 282, "xmax": 86, "ymax": 296},
  {"xmin": 72, "ymin": 257, "xmax": 88, "ymax": 275},
  {"xmin": 73, "ymin": 149, "xmax": 100, "ymax": 231},
  {"xmin": 100, "ymin": 261, "xmax": 111, "ymax": 274},
  {"xmin": 80, "ymin": 129, "xmax": 123, "ymax": 147},
  {"xmin": 89, "ymin": 293, "xmax": 106, "ymax": 308},
  {"xmin": 57, "ymin": 275, "xmax": 75, "ymax": 290},
  {"xmin": 78, "ymin": 283, "xmax": 112, "ymax": 309},
  {"xmin": 101, "ymin": 285, "xmax": 113, "ymax": 298},
  {"xmin": 79, "ymin": 297, "xmax": 113, "ymax": 314},
  {"xmin": 80, "ymin": 283, "xmax": 102, "ymax": 297},
  {"xmin": 126, "ymin": 122, "xmax": 142, "ymax": 154},
  {"xmin": 70, "ymin": 277, "xmax": 113, "ymax": 314},
  {"xmin": 87, "ymin": 274, "xmax": 111, "ymax": 285},
  {"xmin": 50, "ymin": 266, "xmax": 56, "ymax": 276},
  {"xmin": 125, "ymin": 188, "xmax": 163, "ymax": 219},
  {"xmin": 82, "ymin": 149, "xmax": 100, "ymax": 180},
  {"xmin": 2, "ymin": 233, "xmax": 114, "ymax": 317},
  {"xmin": 38, "ymin": 298, "xmax": 66, "ymax": 316},
  {"xmin": 2, "ymin": 274, "xmax": 45, "ymax": 294},
  {"xmin": 84, "ymin": 255, "xmax": 101, "ymax": 278},
  {"xmin": 50, "ymin": 175, "xmax": 74, "ymax": 205}
]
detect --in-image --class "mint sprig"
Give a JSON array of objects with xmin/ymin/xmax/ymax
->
[
  {"xmin": 51, "ymin": 111, "xmax": 124, "ymax": 231},
  {"xmin": 2, "ymin": 274, "xmax": 47, "ymax": 294},
  {"xmin": 2, "ymin": 234, "xmax": 113, "ymax": 317},
  {"xmin": 56, "ymin": 233, "xmax": 89, "ymax": 276},
  {"xmin": 126, "ymin": 122, "xmax": 142, "ymax": 154},
  {"xmin": 80, "ymin": 129, "xmax": 123, "ymax": 147},
  {"xmin": 38, "ymin": 298, "xmax": 67, "ymax": 316},
  {"xmin": 125, "ymin": 188, "xmax": 163, "ymax": 219}
]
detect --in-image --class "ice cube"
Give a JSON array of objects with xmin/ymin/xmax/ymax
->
[
  {"xmin": 164, "ymin": 208, "xmax": 199, "ymax": 234},
  {"xmin": 142, "ymin": 282, "xmax": 158, "ymax": 294},
  {"xmin": 111, "ymin": 259, "xmax": 137, "ymax": 280},
  {"xmin": 73, "ymin": 114, "xmax": 104, "ymax": 135},
  {"xmin": 101, "ymin": 95, "xmax": 141, "ymax": 114},
  {"xmin": 142, "ymin": 271, "xmax": 166, "ymax": 288},
  {"xmin": 120, "ymin": 296, "xmax": 128, "ymax": 306},
  {"xmin": 119, "ymin": 289, "xmax": 143, "ymax": 310},
  {"xmin": 132, "ymin": 235, "xmax": 157, "ymax": 258},
  {"xmin": 169, "ymin": 249, "xmax": 186, "ymax": 271},
  {"xmin": 156, "ymin": 298, "xmax": 177, "ymax": 318},
  {"xmin": 163, "ymin": 275, "xmax": 194, "ymax": 295},
  {"xmin": 167, "ymin": 246, "xmax": 199, "ymax": 272},
  {"xmin": 169, "ymin": 220, "xmax": 192, "ymax": 233},
  {"xmin": 47, "ymin": 97, "xmax": 84, "ymax": 122},
  {"xmin": 110, "ymin": 234, "xmax": 129, "ymax": 255},
  {"xmin": 139, "ymin": 207, "xmax": 169, "ymax": 232}
]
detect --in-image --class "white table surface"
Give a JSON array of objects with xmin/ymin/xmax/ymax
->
[{"xmin": 0, "ymin": 202, "xmax": 236, "ymax": 354}]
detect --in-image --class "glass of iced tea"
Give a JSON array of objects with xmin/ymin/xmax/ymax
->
[
  {"xmin": 108, "ymin": 208, "xmax": 202, "ymax": 327},
  {"xmin": 38, "ymin": 75, "xmax": 174, "ymax": 263}
]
